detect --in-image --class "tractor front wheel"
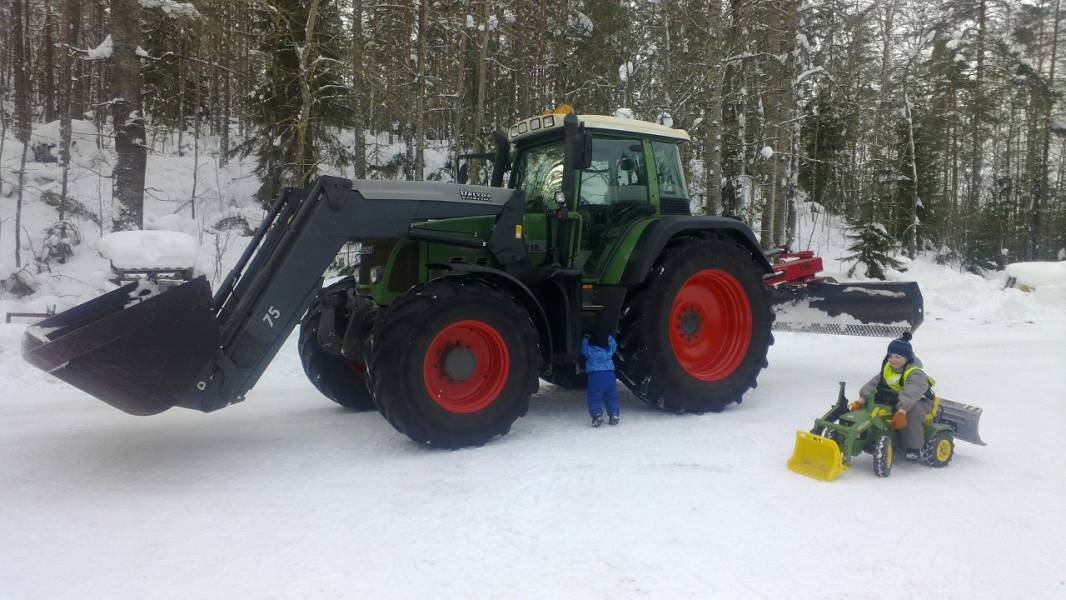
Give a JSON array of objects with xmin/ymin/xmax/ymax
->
[
  {"xmin": 298, "ymin": 281, "xmax": 376, "ymax": 411},
  {"xmin": 872, "ymin": 434, "xmax": 894, "ymax": 477},
  {"xmin": 369, "ymin": 279, "xmax": 540, "ymax": 448},
  {"xmin": 617, "ymin": 236, "xmax": 773, "ymax": 413}
]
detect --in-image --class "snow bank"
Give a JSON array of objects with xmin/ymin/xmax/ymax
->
[
  {"xmin": 1005, "ymin": 261, "xmax": 1066, "ymax": 287},
  {"xmin": 98, "ymin": 230, "xmax": 198, "ymax": 269},
  {"xmin": 146, "ymin": 213, "xmax": 199, "ymax": 237}
]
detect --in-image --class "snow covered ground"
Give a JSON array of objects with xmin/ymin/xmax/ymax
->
[
  {"xmin": 3, "ymin": 257, "xmax": 1064, "ymax": 599},
  {"xmin": 1, "ymin": 271, "xmax": 1063, "ymax": 599},
  {"xmin": 2, "ymin": 128, "xmax": 1065, "ymax": 598}
]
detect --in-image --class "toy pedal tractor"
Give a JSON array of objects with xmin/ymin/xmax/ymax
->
[{"xmin": 788, "ymin": 382, "xmax": 986, "ymax": 481}]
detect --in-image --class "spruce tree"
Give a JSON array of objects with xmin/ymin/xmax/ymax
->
[{"xmin": 844, "ymin": 222, "xmax": 904, "ymax": 280}]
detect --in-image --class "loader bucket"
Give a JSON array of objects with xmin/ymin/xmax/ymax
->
[
  {"xmin": 771, "ymin": 281, "xmax": 924, "ymax": 337},
  {"xmin": 787, "ymin": 431, "xmax": 848, "ymax": 481},
  {"xmin": 21, "ymin": 277, "xmax": 220, "ymax": 416}
]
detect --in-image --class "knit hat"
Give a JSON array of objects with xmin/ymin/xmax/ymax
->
[{"xmin": 886, "ymin": 331, "xmax": 914, "ymax": 361}]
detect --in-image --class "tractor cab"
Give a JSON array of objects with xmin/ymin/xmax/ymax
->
[{"xmin": 482, "ymin": 112, "xmax": 693, "ymax": 280}]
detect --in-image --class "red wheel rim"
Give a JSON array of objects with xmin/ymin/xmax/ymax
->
[
  {"xmin": 668, "ymin": 269, "xmax": 752, "ymax": 381},
  {"xmin": 423, "ymin": 320, "xmax": 510, "ymax": 413}
]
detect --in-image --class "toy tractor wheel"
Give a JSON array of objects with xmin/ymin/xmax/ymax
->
[
  {"xmin": 369, "ymin": 279, "xmax": 540, "ymax": 448},
  {"xmin": 298, "ymin": 281, "xmax": 376, "ymax": 411},
  {"xmin": 872, "ymin": 433, "xmax": 894, "ymax": 477},
  {"xmin": 617, "ymin": 236, "xmax": 774, "ymax": 413},
  {"xmin": 923, "ymin": 432, "xmax": 955, "ymax": 468}
]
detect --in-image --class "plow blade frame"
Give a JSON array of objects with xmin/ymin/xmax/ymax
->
[
  {"xmin": 787, "ymin": 431, "xmax": 848, "ymax": 481},
  {"xmin": 771, "ymin": 280, "xmax": 924, "ymax": 337},
  {"xmin": 22, "ymin": 278, "xmax": 220, "ymax": 415},
  {"xmin": 938, "ymin": 399, "xmax": 987, "ymax": 446}
]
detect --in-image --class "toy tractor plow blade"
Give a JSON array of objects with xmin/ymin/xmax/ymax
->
[
  {"xmin": 939, "ymin": 399, "xmax": 987, "ymax": 446},
  {"xmin": 771, "ymin": 281, "xmax": 924, "ymax": 338},
  {"xmin": 787, "ymin": 431, "xmax": 848, "ymax": 481}
]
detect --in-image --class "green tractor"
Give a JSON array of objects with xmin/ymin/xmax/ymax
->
[{"xmin": 23, "ymin": 111, "xmax": 922, "ymax": 448}]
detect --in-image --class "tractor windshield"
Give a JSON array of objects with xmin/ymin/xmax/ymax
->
[{"xmin": 512, "ymin": 141, "xmax": 565, "ymax": 211}]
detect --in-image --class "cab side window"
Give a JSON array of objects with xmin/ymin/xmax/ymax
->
[
  {"xmin": 652, "ymin": 141, "xmax": 690, "ymax": 201},
  {"xmin": 578, "ymin": 137, "xmax": 649, "ymax": 207}
]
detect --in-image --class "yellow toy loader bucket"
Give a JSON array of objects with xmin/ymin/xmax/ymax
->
[{"xmin": 787, "ymin": 431, "xmax": 848, "ymax": 481}]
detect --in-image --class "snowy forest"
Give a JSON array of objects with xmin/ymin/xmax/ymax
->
[{"xmin": 1, "ymin": 0, "xmax": 1064, "ymax": 281}]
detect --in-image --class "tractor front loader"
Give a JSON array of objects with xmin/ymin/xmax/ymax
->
[{"xmin": 23, "ymin": 110, "xmax": 924, "ymax": 448}]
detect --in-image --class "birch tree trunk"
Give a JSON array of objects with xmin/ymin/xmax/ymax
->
[
  {"xmin": 414, "ymin": 0, "xmax": 429, "ymax": 180},
  {"xmin": 966, "ymin": 0, "xmax": 986, "ymax": 236},
  {"xmin": 471, "ymin": 0, "xmax": 490, "ymax": 184},
  {"xmin": 43, "ymin": 5, "xmax": 58, "ymax": 122},
  {"xmin": 292, "ymin": 0, "xmax": 322, "ymax": 188},
  {"xmin": 1034, "ymin": 0, "xmax": 1061, "ymax": 259},
  {"xmin": 904, "ymin": 93, "xmax": 919, "ymax": 258},
  {"xmin": 13, "ymin": 0, "xmax": 32, "ymax": 266},
  {"xmin": 60, "ymin": 0, "xmax": 82, "ymax": 223},
  {"xmin": 351, "ymin": 0, "xmax": 366, "ymax": 179},
  {"xmin": 703, "ymin": 0, "xmax": 724, "ymax": 215}
]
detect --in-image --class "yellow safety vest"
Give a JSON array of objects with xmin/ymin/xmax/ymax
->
[{"xmin": 881, "ymin": 362, "xmax": 936, "ymax": 392}]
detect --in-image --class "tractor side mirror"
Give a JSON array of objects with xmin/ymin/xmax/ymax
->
[
  {"xmin": 561, "ymin": 113, "xmax": 591, "ymax": 210},
  {"xmin": 563, "ymin": 113, "xmax": 592, "ymax": 171},
  {"xmin": 457, "ymin": 162, "xmax": 469, "ymax": 184}
]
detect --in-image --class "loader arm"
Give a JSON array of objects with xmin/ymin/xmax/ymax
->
[{"xmin": 22, "ymin": 176, "xmax": 517, "ymax": 416}]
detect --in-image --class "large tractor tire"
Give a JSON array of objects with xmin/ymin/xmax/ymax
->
[
  {"xmin": 368, "ymin": 279, "xmax": 541, "ymax": 448},
  {"xmin": 617, "ymin": 236, "xmax": 773, "ymax": 413},
  {"xmin": 298, "ymin": 280, "xmax": 376, "ymax": 411}
]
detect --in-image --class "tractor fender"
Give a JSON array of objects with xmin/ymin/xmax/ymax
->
[
  {"xmin": 619, "ymin": 217, "xmax": 773, "ymax": 286},
  {"xmin": 428, "ymin": 263, "xmax": 553, "ymax": 366}
]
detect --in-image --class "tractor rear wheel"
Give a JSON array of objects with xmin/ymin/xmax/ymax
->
[
  {"xmin": 922, "ymin": 432, "xmax": 954, "ymax": 467},
  {"xmin": 369, "ymin": 279, "xmax": 540, "ymax": 448},
  {"xmin": 298, "ymin": 281, "xmax": 376, "ymax": 411},
  {"xmin": 617, "ymin": 236, "xmax": 773, "ymax": 413}
]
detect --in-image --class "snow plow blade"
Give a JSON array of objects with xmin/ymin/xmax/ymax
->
[
  {"xmin": 21, "ymin": 277, "xmax": 220, "ymax": 416},
  {"xmin": 938, "ymin": 399, "xmax": 987, "ymax": 446},
  {"xmin": 787, "ymin": 431, "xmax": 848, "ymax": 481},
  {"xmin": 771, "ymin": 281, "xmax": 923, "ymax": 338}
]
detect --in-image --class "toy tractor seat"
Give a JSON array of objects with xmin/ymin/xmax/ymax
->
[{"xmin": 924, "ymin": 394, "xmax": 942, "ymax": 424}]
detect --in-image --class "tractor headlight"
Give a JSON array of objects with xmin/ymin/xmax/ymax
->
[{"xmin": 369, "ymin": 266, "xmax": 385, "ymax": 284}]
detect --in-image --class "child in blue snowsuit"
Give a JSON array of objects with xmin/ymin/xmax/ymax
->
[{"xmin": 581, "ymin": 333, "xmax": 619, "ymax": 427}]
